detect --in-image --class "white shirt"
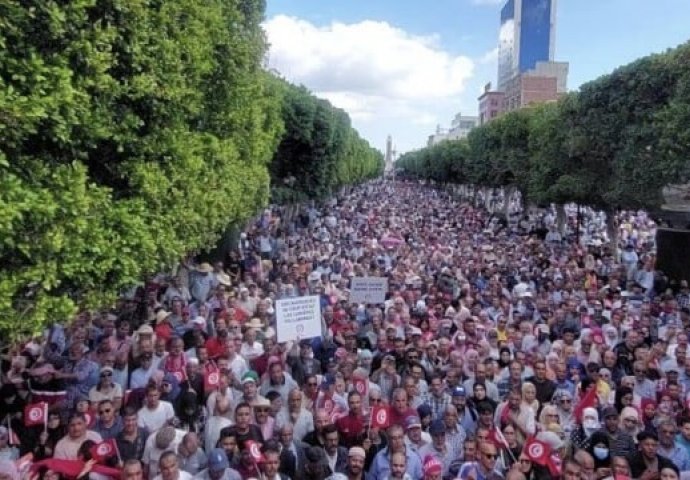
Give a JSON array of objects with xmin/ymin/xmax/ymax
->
[
  {"xmin": 154, "ymin": 472, "xmax": 193, "ymax": 480},
  {"xmin": 143, "ymin": 429, "xmax": 186, "ymax": 478},
  {"xmin": 137, "ymin": 401, "xmax": 175, "ymax": 432}
]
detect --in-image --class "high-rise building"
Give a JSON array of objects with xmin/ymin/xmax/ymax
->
[{"xmin": 497, "ymin": 0, "xmax": 558, "ymax": 92}]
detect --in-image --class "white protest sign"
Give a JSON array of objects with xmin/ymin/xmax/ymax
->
[
  {"xmin": 276, "ymin": 295, "xmax": 322, "ymax": 343},
  {"xmin": 350, "ymin": 277, "xmax": 388, "ymax": 304}
]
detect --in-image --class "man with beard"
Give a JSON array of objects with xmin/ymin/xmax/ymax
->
[{"xmin": 344, "ymin": 446, "xmax": 366, "ymax": 480}]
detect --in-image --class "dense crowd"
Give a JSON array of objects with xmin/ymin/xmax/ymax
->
[{"xmin": 2, "ymin": 180, "xmax": 689, "ymax": 480}]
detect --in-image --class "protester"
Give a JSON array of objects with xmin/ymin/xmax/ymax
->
[{"xmin": 3, "ymin": 179, "xmax": 689, "ymax": 480}]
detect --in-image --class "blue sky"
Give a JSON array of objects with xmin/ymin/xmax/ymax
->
[{"xmin": 264, "ymin": 0, "xmax": 690, "ymax": 154}]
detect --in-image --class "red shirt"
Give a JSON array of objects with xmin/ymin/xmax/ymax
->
[
  {"xmin": 335, "ymin": 413, "xmax": 365, "ymax": 447},
  {"xmin": 205, "ymin": 337, "xmax": 225, "ymax": 359}
]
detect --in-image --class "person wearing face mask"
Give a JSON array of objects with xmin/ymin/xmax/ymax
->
[
  {"xmin": 570, "ymin": 407, "xmax": 600, "ymax": 453},
  {"xmin": 586, "ymin": 431, "xmax": 612, "ymax": 480}
]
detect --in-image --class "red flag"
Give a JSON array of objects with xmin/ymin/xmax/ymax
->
[
  {"xmin": 498, "ymin": 404, "xmax": 512, "ymax": 427},
  {"xmin": 371, "ymin": 405, "xmax": 390, "ymax": 429},
  {"xmin": 573, "ymin": 385, "xmax": 598, "ymax": 422},
  {"xmin": 488, "ymin": 427, "xmax": 509, "ymax": 448},
  {"xmin": 89, "ymin": 439, "xmax": 118, "ymax": 463},
  {"xmin": 245, "ymin": 440, "xmax": 264, "ymax": 463},
  {"xmin": 204, "ymin": 370, "xmax": 221, "ymax": 393},
  {"xmin": 24, "ymin": 402, "xmax": 48, "ymax": 427},
  {"xmin": 523, "ymin": 437, "xmax": 552, "ymax": 467},
  {"xmin": 353, "ymin": 378, "xmax": 368, "ymax": 397},
  {"xmin": 547, "ymin": 450, "xmax": 563, "ymax": 476}
]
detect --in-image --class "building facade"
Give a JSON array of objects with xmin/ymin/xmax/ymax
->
[
  {"xmin": 498, "ymin": 0, "xmax": 558, "ymax": 92},
  {"xmin": 427, "ymin": 114, "xmax": 479, "ymax": 146},
  {"xmin": 478, "ymin": 84, "xmax": 505, "ymax": 125}
]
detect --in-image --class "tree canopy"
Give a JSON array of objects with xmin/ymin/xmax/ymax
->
[
  {"xmin": 0, "ymin": 0, "xmax": 381, "ymax": 338},
  {"xmin": 269, "ymin": 81, "xmax": 383, "ymax": 204},
  {"xmin": 397, "ymin": 40, "xmax": 690, "ymax": 213}
]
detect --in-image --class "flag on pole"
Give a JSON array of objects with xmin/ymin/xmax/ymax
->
[
  {"xmin": 204, "ymin": 369, "xmax": 221, "ymax": 393},
  {"xmin": 523, "ymin": 437, "xmax": 551, "ymax": 466},
  {"xmin": 573, "ymin": 385, "xmax": 598, "ymax": 422},
  {"xmin": 371, "ymin": 405, "xmax": 390, "ymax": 429}
]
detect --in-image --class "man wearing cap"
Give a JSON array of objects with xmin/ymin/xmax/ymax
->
[
  {"xmin": 450, "ymin": 386, "xmax": 476, "ymax": 435},
  {"xmin": 190, "ymin": 263, "xmax": 217, "ymax": 304},
  {"xmin": 421, "ymin": 455, "xmax": 443, "ymax": 480},
  {"xmin": 344, "ymin": 446, "xmax": 366, "ymax": 480},
  {"xmin": 599, "ymin": 407, "xmax": 636, "ymax": 459},
  {"xmin": 232, "ymin": 371, "xmax": 267, "ymax": 411},
  {"xmin": 404, "ymin": 415, "xmax": 430, "ymax": 455},
  {"xmin": 195, "ymin": 447, "xmax": 242, "ymax": 480},
  {"xmin": 419, "ymin": 420, "xmax": 454, "ymax": 479}
]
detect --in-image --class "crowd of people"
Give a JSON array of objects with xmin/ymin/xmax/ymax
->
[{"xmin": 1, "ymin": 179, "xmax": 689, "ymax": 480}]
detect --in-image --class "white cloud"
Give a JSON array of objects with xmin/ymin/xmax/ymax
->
[
  {"xmin": 263, "ymin": 15, "xmax": 475, "ymax": 151},
  {"xmin": 479, "ymin": 47, "xmax": 499, "ymax": 64}
]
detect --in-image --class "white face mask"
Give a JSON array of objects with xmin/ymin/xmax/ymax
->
[
  {"xmin": 583, "ymin": 419, "xmax": 599, "ymax": 431},
  {"xmin": 593, "ymin": 447, "xmax": 609, "ymax": 460}
]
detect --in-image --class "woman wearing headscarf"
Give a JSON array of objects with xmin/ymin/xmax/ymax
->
[
  {"xmin": 569, "ymin": 407, "xmax": 600, "ymax": 453},
  {"xmin": 553, "ymin": 389, "xmax": 576, "ymax": 436},
  {"xmin": 160, "ymin": 372, "xmax": 182, "ymax": 414},
  {"xmin": 619, "ymin": 406, "xmax": 642, "ymax": 441},
  {"xmin": 640, "ymin": 398, "xmax": 657, "ymax": 434}
]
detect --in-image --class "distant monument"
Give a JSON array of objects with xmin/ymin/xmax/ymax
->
[{"xmin": 384, "ymin": 135, "xmax": 396, "ymax": 173}]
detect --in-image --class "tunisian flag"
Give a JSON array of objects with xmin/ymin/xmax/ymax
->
[
  {"xmin": 90, "ymin": 439, "xmax": 119, "ymax": 463},
  {"xmin": 24, "ymin": 402, "xmax": 48, "ymax": 427},
  {"xmin": 573, "ymin": 385, "xmax": 598, "ymax": 422},
  {"xmin": 370, "ymin": 405, "xmax": 391, "ymax": 429},
  {"xmin": 523, "ymin": 437, "xmax": 562, "ymax": 476}
]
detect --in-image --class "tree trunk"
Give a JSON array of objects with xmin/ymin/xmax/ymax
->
[
  {"xmin": 606, "ymin": 209, "xmax": 619, "ymax": 258},
  {"xmin": 503, "ymin": 186, "xmax": 516, "ymax": 218},
  {"xmin": 555, "ymin": 204, "xmax": 567, "ymax": 235}
]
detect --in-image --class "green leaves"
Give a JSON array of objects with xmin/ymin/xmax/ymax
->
[
  {"xmin": 269, "ymin": 80, "xmax": 383, "ymax": 202},
  {"xmin": 0, "ymin": 0, "xmax": 282, "ymax": 339},
  {"xmin": 397, "ymin": 40, "xmax": 690, "ymax": 214}
]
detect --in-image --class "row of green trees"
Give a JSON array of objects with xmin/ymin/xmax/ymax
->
[
  {"xmin": 269, "ymin": 82, "xmax": 383, "ymax": 204},
  {"xmin": 0, "ymin": 1, "xmax": 381, "ymax": 338},
  {"xmin": 397, "ymin": 40, "xmax": 690, "ymax": 215}
]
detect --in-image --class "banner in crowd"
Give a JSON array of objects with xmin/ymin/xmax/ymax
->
[
  {"xmin": 350, "ymin": 277, "xmax": 388, "ymax": 304},
  {"xmin": 275, "ymin": 295, "xmax": 322, "ymax": 343}
]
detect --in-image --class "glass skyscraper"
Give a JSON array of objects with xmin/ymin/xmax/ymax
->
[{"xmin": 497, "ymin": 0, "xmax": 556, "ymax": 92}]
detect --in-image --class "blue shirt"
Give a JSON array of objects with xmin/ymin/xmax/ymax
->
[{"xmin": 367, "ymin": 447, "xmax": 423, "ymax": 480}]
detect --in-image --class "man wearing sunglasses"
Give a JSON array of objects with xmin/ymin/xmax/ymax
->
[{"xmin": 457, "ymin": 441, "xmax": 503, "ymax": 480}]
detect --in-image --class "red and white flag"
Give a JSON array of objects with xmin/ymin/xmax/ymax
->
[
  {"xmin": 353, "ymin": 378, "xmax": 368, "ymax": 397},
  {"xmin": 24, "ymin": 402, "xmax": 48, "ymax": 427},
  {"xmin": 204, "ymin": 370, "xmax": 221, "ymax": 393},
  {"xmin": 245, "ymin": 440, "xmax": 264, "ymax": 463},
  {"xmin": 523, "ymin": 437, "xmax": 551, "ymax": 466},
  {"xmin": 90, "ymin": 439, "xmax": 118, "ymax": 463},
  {"xmin": 488, "ymin": 426, "xmax": 509, "ymax": 448},
  {"xmin": 573, "ymin": 385, "xmax": 598, "ymax": 422},
  {"xmin": 371, "ymin": 405, "xmax": 390, "ymax": 429}
]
